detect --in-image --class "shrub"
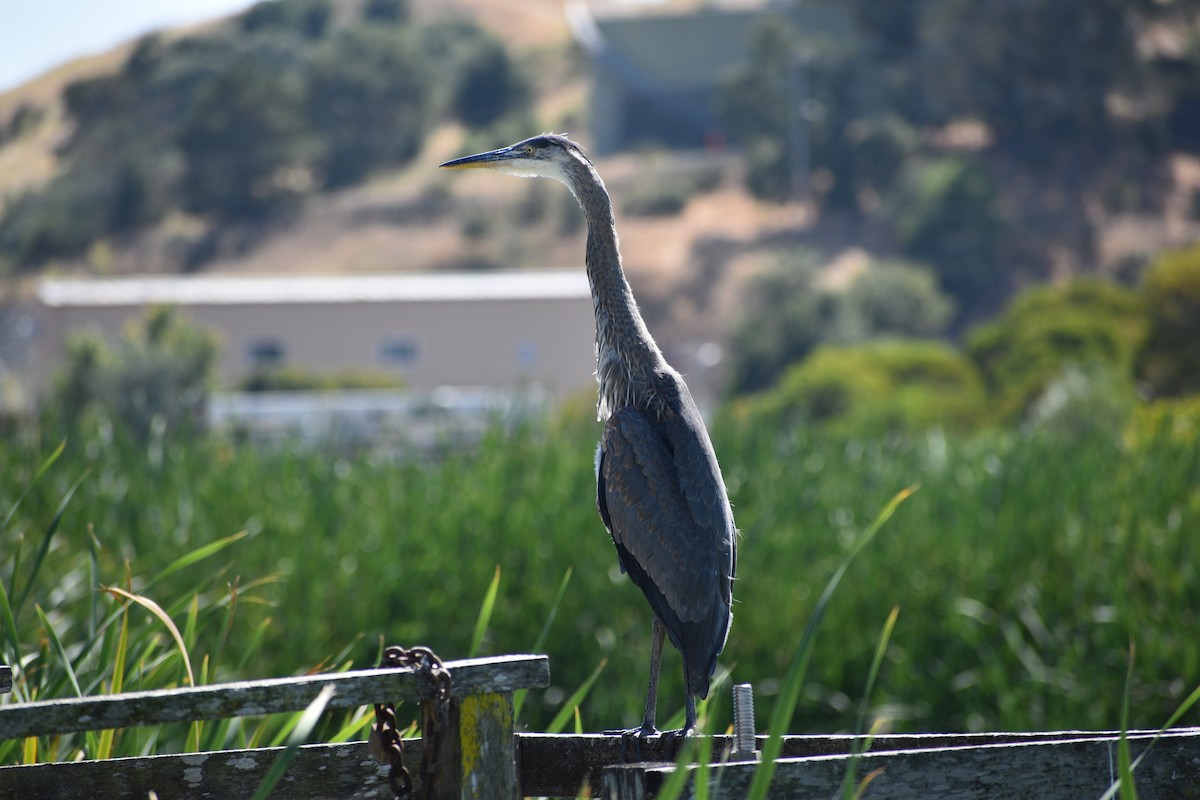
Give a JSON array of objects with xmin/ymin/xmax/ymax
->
[
  {"xmin": 889, "ymin": 157, "xmax": 1006, "ymax": 313},
  {"xmin": 966, "ymin": 279, "xmax": 1147, "ymax": 419},
  {"xmin": 1135, "ymin": 245, "xmax": 1200, "ymax": 397},
  {"xmin": 622, "ymin": 181, "xmax": 690, "ymax": 217},
  {"xmin": 841, "ymin": 260, "xmax": 956, "ymax": 340},
  {"xmin": 54, "ymin": 306, "xmax": 218, "ymax": 439},
  {"xmin": 739, "ymin": 340, "xmax": 989, "ymax": 434},
  {"xmin": 240, "ymin": 367, "xmax": 405, "ymax": 392},
  {"xmin": 241, "ymin": 0, "xmax": 332, "ymax": 39},
  {"xmin": 727, "ymin": 255, "xmax": 958, "ymax": 397},
  {"xmin": 307, "ymin": 26, "xmax": 431, "ymax": 187},
  {"xmin": 726, "ymin": 252, "xmax": 836, "ymax": 395}
]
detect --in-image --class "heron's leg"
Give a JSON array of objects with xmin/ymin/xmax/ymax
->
[
  {"xmin": 637, "ymin": 616, "xmax": 666, "ymax": 736},
  {"xmin": 682, "ymin": 692, "xmax": 697, "ymax": 736}
]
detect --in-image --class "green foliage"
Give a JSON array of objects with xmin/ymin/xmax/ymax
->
[
  {"xmin": 364, "ymin": 0, "xmax": 410, "ymax": 24},
  {"xmin": 727, "ymin": 252, "xmax": 837, "ymax": 395},
  {"xmin": 53, "ymin": 305, "xmax": 218, "ymax": 439},
  {"xmin": 241, "ymin": 0, "xmax": 332, "ymax": 39},
  {"xmin": 713, "ymin": 17, "xmax": 794, "ymax": 148},
  {"xmin": 177, "ymin": 46, "xmax": 316, "ymax": 221},
  {"xmin": 420, "ymin": 20, "xmax": 530, "ymax": 130},
  {"xmin": 3, "ymin": 404, "xmax": 1198, "ymax": 744},
  {"xmin": 917, "ymin": 0, "xmax": 1138, "ymax": 152},
  {"xmin": 889, "ymin": 157, "xmax": 1006, "ymax": 313},
  {"xmin": 738, "ymin": 340, "xmax": 988, "ymax": 434},
  {"xmin": 967, "ymin": 279, "xmax": 1147, "ymax": 419},
  {"xmin": 307, "ymin": 26, "xmax": 431, "ymax": 187},
  {"xmin": 0, "ymin": 103, "xmax": 45, "ymax": 149},
  {"xmin": 727, "ymin": 255, "xmax": 956, "ymax": 395},
  {"xmin": 839, "ymin": 260, "xmax": 955, "ymax": 340},
  {"xmin": 451, "ymin": 38, "xmax": 529, "ymax": 129},
  {"xmin": 743, "ymin": 138, "xmax": 791, "ymax": 203},
  {"xmin": 239, "ymin": 367, "xmax": 405, "ymax": 392},
  {"xmin": 0, "ymin": 6, "xmax": 518, "ymax": 267},
  {"xmin": 621, "ymin": 170, "xmax": 717, "ymax": 217},
  {"xmin": 717, "ymin": 15, "xmax": 881, "ymax": 207},
  {"xmin": 1125, "ymin": 395, "xmax": 1200, "ymax": 450},
  {"xmin": 1135, "ymin": 245, "xmax": 1200, "ymax": 397}
]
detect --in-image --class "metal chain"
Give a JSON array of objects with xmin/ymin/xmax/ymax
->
[{"xmin": 368, "ymin": 645, "xmax": 453, "ymax": 800}]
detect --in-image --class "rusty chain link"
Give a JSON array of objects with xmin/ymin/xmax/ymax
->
[{"xmin": 368, "ymin": 645, "xmax": 453, "ymax": 800}]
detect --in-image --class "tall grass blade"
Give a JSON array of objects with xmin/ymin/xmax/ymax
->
[
  {"xmin": 103, "ymin": 586, "xmax": 195, "ymax": 687},
  {"xmin": 840, "ymin": 606, "xmax": 899, "ymax": 799},
  {"xmin": 98, "ymin": 606, "xmax": 130, "ymax": 760},
  {"xmin": 0, "ymin": 440, "xmax": 64, "ymax": 536},
  {"xmin": 329, "ymin": 707, "xmax": 374, "ymax": 744},
  {"xmin": 0, "ymin": 577, "xmax": 20, "ymax": 668},
  {"xmin": 545, "ymin": 658, "xmax": 608, "ymax": 734},
  {"xmin": 469, "ymin": 565, "xmax": 501, "ymax": 658},
  {"xmin": 12, "ymin": 469, "xmax": 89, "ymax": 616},
  {"xmin": 143, "ymin": 530, "xmax": 248, "ymax": 591},
  {"xmin": 1116, "ymin": 643, "xmax": 1139, "ymax": 800},
  {"xmin": 34, "ymin": 604, "xmax": 83, "ymax": 697},
  {"xmin": 652, "ymin": 734, "xmax": 702, "ymax": 800},
  {"xmin": 515, "ymin": 566, "xmax": 573, "ymax": 721},
  {"xmin": 250, "ymin": 684, "xmax": 335, "ymax": 800},
  {"xmin": 747, "ymin": 485, "xmax": 916, "ymax": 800},
  {"xmin": 532, "ymin": 566, "xmax": 572, "ymax": 654}
]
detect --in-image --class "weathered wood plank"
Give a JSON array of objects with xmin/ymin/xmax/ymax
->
[
  {"xmin": 5, "ymin": 729, "xmax": 1197, "ymax": 799},
  {"xmin": 429, "ymin": 692, "xmax": 518, "ymax": 799},
  {"xmin": 0, "ymin": 654, "xmax": 548, "ymax": 741},
  {"xmin": 0, "ymin": 666, "xmax": 11, "ymax": 694},
  {"xmin": 517, "ymin": 730, "xmax": 1167, "ymax": 797},
  {"xmin": 602, "ymin": 729, "xmax": 1200, "ymax": 800},
  {"xmin": 0, "ymin": 741, "xmax": 423, "ymax": 800}
]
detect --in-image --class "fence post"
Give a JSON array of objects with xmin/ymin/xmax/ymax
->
[
  {"xmin": 0, "ymin": 666, "xmax": 11, "ymax": 695},
  {"xmin": 428, "ymin": 691, "xmax": 518, "ymax": 799}
]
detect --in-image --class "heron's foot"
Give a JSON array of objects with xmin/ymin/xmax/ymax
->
[
  {"xmin": 602, "ymin": 724, "xmax": 662, "ymax": 762},
  {"xmin": 664, "ymin": 724, "xmax": 696, "ymax": 739},
  {"xmin": 601, "ymin": 723, "xmax": 661, "ymax": 738}
]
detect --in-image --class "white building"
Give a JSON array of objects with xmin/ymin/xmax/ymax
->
[{"xmin": 34, "ymin": 270, "xmax": 599, "ymax": 401}]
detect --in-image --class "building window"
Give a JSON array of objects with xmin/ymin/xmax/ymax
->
[
  {"xmin": 380, "ymin": 336, "xmax": 420, "ymax": 367},
  {"xmin": 247, "ymin": 338, "xmax": 285, "ymax": 368},
  {"xmin": 515, "ymin": 340, "xmax": 539, "ymax": 369}
]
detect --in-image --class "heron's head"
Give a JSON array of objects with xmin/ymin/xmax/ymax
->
[{"xmin": 439, "ymin": 134, "xmax": 591, "ymax": 190}]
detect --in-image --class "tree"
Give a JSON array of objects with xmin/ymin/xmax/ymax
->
[
  {"xmin": 841, "ymin": 260, "xmax": 955, "ymax": 340},
  {"xmin": 241, "ymin": 0, "xmax": 332, "ymax": 39},
  {"xmin": 54, "ymin": 306, "xmax": 218, "ymax": 439},
  {"xmin": 726, "ymin": 252, "xmax": 838, "ymax": 395},
  {"xmin": 308, "ymin": 27, "xmax": 431, "ymax": 187},
  {"xmin": 178, "ymin": 51, "xmax": 315, "ymax": 221},
  {"xmin": 889, "ymin": 157, "xmax": 1006, "ymax": 316},
  {"xmin": 1136, "ymin": 246, "xmax": 1200, "ymax": 397},
  {"xmin": 738, "ymin": 340, "xmax": 988, "ymax": 434},
  {"xmin": 419, "ymin": 20, "xmax": 530, "ymax": 129},
  {"xmin": 919, "ymin": 0, "xmax": 1143, "ymax": 155},
  {"xmin": 966, "ymin": 279, "xmax": 1146, "ymax": 419}
]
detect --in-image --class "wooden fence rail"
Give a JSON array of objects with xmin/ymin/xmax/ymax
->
[
  {"xmin": 0, "ymin": 653, "xmax": 549, "ymax": 800},
  {"xmin": 3, "ymin": 655, "xmax": 1198, "ymax": 799},
  {"xmin": 597, "ymin": 728, "xmax": 1200, "ymax": 799}
]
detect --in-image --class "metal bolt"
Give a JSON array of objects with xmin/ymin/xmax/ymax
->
[{"xmin": 730, "ymin": 683, "xmax": 758, "ymax": 760}]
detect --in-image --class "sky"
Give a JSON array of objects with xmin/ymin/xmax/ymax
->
[{"xmin": 1, "ymin": 0, "xmax": 259, "ymax": 93}]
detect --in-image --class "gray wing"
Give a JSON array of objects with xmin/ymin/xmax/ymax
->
[{"xmin": 596, "ymin": 403, "xmax": 734, "ymax": 623}]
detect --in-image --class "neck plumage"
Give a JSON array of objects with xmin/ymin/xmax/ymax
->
[{"xmin": 567, "ymin": 159, "xmax": 666, "ymax": 420}]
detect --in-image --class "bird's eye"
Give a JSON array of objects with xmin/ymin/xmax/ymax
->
[{"xmin": 524, "ymin": 145, "xmax": 535, "ymax": 155}]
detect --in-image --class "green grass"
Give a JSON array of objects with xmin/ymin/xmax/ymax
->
[{"xmin": 1, "ymin": 406, "xmax": 1198, "ymax": 765}]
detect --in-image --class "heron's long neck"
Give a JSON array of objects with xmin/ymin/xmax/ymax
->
[{"xmin": 570, "ymin": 162, "xmax": 665, "ymax": 418}]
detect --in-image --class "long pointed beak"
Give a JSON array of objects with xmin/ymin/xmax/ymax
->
[{"xmin": 439, "ymin": 145, "xmax": 520, "ymax": 170}]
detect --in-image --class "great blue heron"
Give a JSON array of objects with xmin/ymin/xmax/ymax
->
[{"xmin": 441, "ymin": 134, "xmax": 736, "ymax": 736}]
